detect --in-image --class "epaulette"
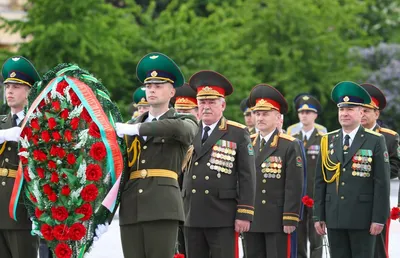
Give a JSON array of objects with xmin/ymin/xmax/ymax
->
[
  {"xmin": 365, "ymin": 128, "xmax": 382, "ymax": 136},
  {"xmin": 227, "ymin": 120, "xmax": 246, "ymax": 129},
  {"xmin": 316, "ymin": 130, "xmax": 325, "ymax": 136},
  {"xmin": 326, "ymin": 129, "xmax": 340, "ymax": 135},
  {"xmin": 279, "ymin": 133, "xmax": 296, "ymax": 142},
  {"xmin": 378, "ymin": 127, "xmax": 397, "ymax": 136},
  {"xmin": 250, "ymin": 133, "xmax": 258, "ymax": 138},
  {"xmin": 286, "ymin": 123, "xmax": 299, "ymax": 135},
  {"xmin": 315, "ymin": 124, "xmax": 327, "ymax": 131}
]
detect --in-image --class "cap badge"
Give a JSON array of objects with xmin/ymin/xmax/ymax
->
[
  {"xmin": 10, "ymin": 72, "xmax": 16, "ymax": 78},
  {"xmin": 343, "ymin": 96, "xmax": 350, "ymax": 102},
  {"xmin": 302, "ymin": 96, "xmax": 309, "ymax": 101},
  {"xmin": 151, "ymin": 71, "xmax": 158, "ymax": 77},
  {"xmin": 149, "ymin": 55, "xmax": 159, "ymax": 59},
  {"xmin": 11, "ymin": 57, "xmax": 20, "ymax": 61}
]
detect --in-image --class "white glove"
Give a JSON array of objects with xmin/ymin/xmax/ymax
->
[
  {"xmin": 115, "ymin": 123, "xmax": 140, "ymax": 138},
  {"xmin": 0, "ymin": 127, "xmax": 22, "ymax": 144}
]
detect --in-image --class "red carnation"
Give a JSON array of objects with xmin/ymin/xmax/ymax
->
[
  {"xmin": 57, "ymin": 148, "xmax": 66, "ymax": 158},
  {"xmin": 33, "ymin": 150, "xmax": 47, "ymax": 162},
  {"xmin": 64, "ymin": 130, "xmax": 73, "ymax": 142},
  {"xmin": 60, "ymin": 109, "xmax": 69, "ymax": 120},
  {"xmin": 30, "ymin": 118, "xmax": 40, "ymax": 130},
  {"xmin": 390, "ymin": 207, "xmax": 400, "ymax": 220},
  {"xmin": 35, "ymin": 207, "xmax": 44, "ymax": 218},
  {"xmin": 52, "ymin": 131, "xmax": 62, "ymax": 141},
  {"xmin": 43, "ymin": 184, "xmax": 52, "ymax": 194},
  {"xmin": 21, "ymin": 127, "xmax": 32, "ymax": 140},
  {"xmin": 75, "ymin": 203, "xmax": 93, "ymax": 221},
  {"xmin": 20, "ymin": 155, "xmax": 28, "ymax": 164},
  {"xmin": 69, "ymin": 90, "xmax": 81, "ymax": 106},
  {"xmin": 32, "ymin": 135, "xmax": 39, "ymax": 146},
  {"xmin": 61, "ymin": 185, "xmax": 71, "ymax": 196},
  {"xmin": 88, "ymin": 122, "xmax": 101, "ymax": 138},
  {"xmin": 53, "ymin": 224, "xmax": 69, "ymax": 241},
  {"xmin": 66, "ymin": 153, "xmax": 76, "ymax": 165},
  {"xmin": 174, "ymin": 254, "xmax": 185, "ymax": 258},
  {"xmin": 50, "ymin": 172, "xmax": 59, "ymax": 183},
  {"xmin": 70, "ymin": 117, "xmax": 80, "ymax": 130},
  {"xmin": 48, "ymin": 193, "xmax": 58, "ymax": 202},
  {"xmin": 37, "ymin": 167, "xmax": 45, "ymax": 179},
  {"xmin": 55, "ymin": 242, "xmax": 72, "ymax": 258},
  {"xmin": 52, "ymin": 101, "xmax": 61, "ymax": 112},
  {"xmin": 51, "ymin": 206, "xmax": 69, "ymax": 221},
  {"xmin": 86, "ymin": 164, "xmax": 102, "ymax": 181},
  {"xmin": 23, "ymin": 166, "xmax": 31, "ymax": 182},
  {"xmin": 48, "ymin": 160, "xmax": 57, "ymax": 170},
  {"xmin": 48, "ymin": 117, "xmax": 57, "ymax": 130},
  {"xmin": 56, "ymin": 80, "xmax": 69, "ymax": 94},
  {"xmin": 50, "ymin": 145, "xmax": 59, "ymax": 157},
  {"xmin": 30, "ymin": 193, "xmax": 37, "ymax": 203},
  {"xmin": 89, "ymin": 142, "xmax": 106, "ymax": 161},
  {"xmin": 41, "ymin": 130, "xmax": 51, "ymax": 143},
  {"xmin": 69, "ymin": 223, "xmax": 87, "ymax": 241},
  {"xmin": 302, "ymin": 195, "xmax": 314, "ymax": 208},
  {"xmin": 40, "ymin": 224, "xmax": 54, "ymax": 241},
  {"xmin": 81, "ymin": 184, "xmax": 99, "ymax": 202},
  {"xmin": 38, "ymin": 99, "xmax": 46, "ymax": 109},
  {"xmin": 81, "ymin": 108, "xmax": 92, "ymax": 123}
]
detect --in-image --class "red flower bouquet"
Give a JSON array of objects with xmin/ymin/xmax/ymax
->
[{"xmin": 302, "ymin": 195, "xmax": 314, "ymax": 208}]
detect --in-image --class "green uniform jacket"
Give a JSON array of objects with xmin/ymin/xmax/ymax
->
[
  {"xmin": 249, "ymin": 129, "xmax": 304, "ymax": 232},
  {"xmin": 0, "ymin": 114, "xmax": 31, "ymax": 229},
  {"xmin": 373, "ymin": 125, "xmax": 400, "ymax": 179},
  {"xmin": 183, "ymin": 117, "xmax": 256, "ymax": 228},
  {"xmin": 313, "ymin": 126, "xmax": 390, "ymax": 229},
  {"xmin": 293, "ymin": 128, "xmax": 322, "ymax": 198},
  {"xmin": 119, "ymin": 109, "xmax": 198, "ymax": 226}
]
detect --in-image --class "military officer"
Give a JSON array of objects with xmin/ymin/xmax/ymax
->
[
  {"xmin": 360, "ymin": 83, "xmax": 400, "ymax": 258},
  {"xmin": 132, "ymin": 86, "xmax": 150, "ymax": 118},
  {"xmin": 287, "ymin": 122, "xmax": 327, "ymax": 136},
  {"xmin": 292, "ymin": 94, "xmax": 324, "ymax": 258},
  {"xmin": 0, "ymin": 56, "xmax": 40, "ymax": 258},
  {"xmin": 115, "ymin": 52, "xmax": 198, "ymax": 258},
  {"xmin": 182, "ymin": 70, "xmax": 256, "ymax": 258},
  {"xmin": 314, "ymin": 81, "xmax": 390, "ymax": 258},
  {"xmin": 243, "ymin": 84, "xmax": 304, "ymax": 258},
  {"xmin": 240, "ymin": 97, "xmax": 256, "ymax": 134},
  {"xmin": 173, "ymin": 82, "xmax": 199, "ymax": 120}
]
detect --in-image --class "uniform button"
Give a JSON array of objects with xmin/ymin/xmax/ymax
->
[
  {"xmin": 161, "ymin": 139, "xmax": 165, "ymax": 143},
  {"xmin": 192, "ymin": 189, "xmax": 196, "ymax": 194},
  {"xmin": 262, "ymin": 190, "xmax": 266, "ymax": 194},
  {"xmin": 205, "ymin": 176, "xmax": 209, "ymax": 180},
  {"xmin": 7, "ymin": 147, "xmax": 11, "ymax": 151},
  {"xmin": 5, "ymin": 158, "xmax": 9, "ymax": 162},
  {"xmin": 138, "ymin": 189, "xmax": 143, "ymax": 193},
  {"xmin": 262, "ymin": 200, "xmax": 266, "ymax": 204},
  {"xmin": 1, "ymin": 181, "xmax": 5, "ymax": 186},
  {"xmin": 341, "ymin": 182, "xmax": 345, "ymax": 186},
  {"xmin": 341, "ymin": 196, "xmax": 344, "ymax": 200},
  {"xmin": 205, "ymin": 190, "xmax": 209, "ymax": 194},
  {"xmin": 342, "ymin": 168, "xmax": 346, "ymax": 172},
  {"xmin": 262, "ymin": 179, "xmax": 266, "ymax": 183},
  {"xmin": 143, "ymin": 146, "xmax": 147, "ymax": 150},
  {"xmin": 192, "ymin": 175, "xmax": 197, "ymax": 179},
  {"xmin": 194, "ymin": 162, "xmax": 199, "ymax": 166},
  {"xmin": 141, "ymin": 160, "xmax": 146, "ymax": 164}
]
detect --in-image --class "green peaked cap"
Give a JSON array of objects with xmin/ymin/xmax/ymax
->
[
  {"xmin": 331, "ymin": 81, "xmax": 371, "ymax": 107},
  {"xmin": 132, "ymin": 87, "xmax": 149, "ymax": 106},
  {"xmin": 2, "ymin": 56, "xmax": 41, "ymax": 87}
]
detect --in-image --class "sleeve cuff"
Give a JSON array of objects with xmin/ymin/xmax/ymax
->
[
  {"xmin": 236, "ymin": 205, "xmax": 254, "ymax": 221},
  {"xmin": 283, "ymin": 213, "xmax": 300, "ymax": 226}
]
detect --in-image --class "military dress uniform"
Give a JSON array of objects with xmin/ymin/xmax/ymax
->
[
  {"xmin": 0, "ymin": 57, "xmax": 40, "ymax": 258},
  {"xmin": 118, "ymin": 53, "xmax": 198, "ymax": 258},
  {"xmin": 287, "ymin": 122, "xmax": 327, "ymax": 136},
  {"xmin": 292, "ymin": 94, "xmax": 324, "ymax": 258},
  {"xmin": 313, "ymin": 81, "xmax": 390, "ymax": 258},
  {"xmin": 132, "ymin": 86, "xmax": 149, "ymax": 119},
  {"xmin": 240, "ymin": 97, "xmax": 256, "ymax": 134},
  {"xmin": 183, "ymin": 71, "xmax": 256, "ymax": 258},
  {"xmin": 243, "ymin": 84, "xmax": 304, "ymax": 258},
  {"xmin": 360, "ymin": 83, "xmax": 400, "ymax": 258}
]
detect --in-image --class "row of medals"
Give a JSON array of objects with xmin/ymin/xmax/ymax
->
[
  {"xmin": 207, "ymin": 146, "xmax": 236, "ymax": 178},
  {"xmin": 261, "ymin": 157, "xmax": 282, "ymax": 179},
  {"xmin": 351, "ymin": 155, "xmax": 372, "ymax": 177}
]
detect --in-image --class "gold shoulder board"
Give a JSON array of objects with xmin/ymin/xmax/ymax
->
[
  {"xmin": 365, "ymin": 128, "xmax": 382, "ymax": 136},
  {"xmin": 279, "ymin": 133, "xmax": 296, "ymax": 142},
  {"xmin": 379, "ymin": 127, "xmax": 397, "ymax": 136},
  {"xmin": 227, "ymin": 120, "xmax": 246, "ymax": 129},
  {"xmin": 326, "ymin": 129, "xmax": 340, "ymax": 135}
]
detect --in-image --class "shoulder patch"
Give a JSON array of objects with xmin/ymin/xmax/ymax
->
[
  {"xmin": 326, "ymin": 129, "xmax": 340, "ymax": 135},
  {"xmin": 365, "ymin": 128, "xmax": 382, "ymax": 137},
  {"xmin": 379, "ymin": 127, "xmax": 397, "ymax": 136},
  {"xmin": 279, "ymin": 133, "xmax": 296, "ymax": 142},
  {"xmin": 227, "ymin": 120, "xmax": 246, "ymax": 129}
]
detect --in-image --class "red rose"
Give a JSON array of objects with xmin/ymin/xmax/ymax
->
[
  {"xmin": 89, "ymin": 142, "xmax": 106, "ymax": 161},
  {"xmin": 58, "ymin": 148, "xmax": 66, "ymax": 158},
  {"xmin": 52, "ymin": 101, "xmax": 61, "ymax": 112},
  {"xmin": 60, "ymin": 109, "xmax": 69, "ymax": 120},
  {"xmin": 30, "ymin": 193, "xmax": 37, "ymax": 203},
  {"xmin": 37, "ymin": 167, "xmax": 45, "ymax": 179},
  {"xmin": 41, "ymin": 130, "xmax": 51, "ymax": 143},
  {"xmin": 38, "ymin": 99, "xmax": 46, "ymax": 109},
  {"xmin": 302, "ymin": 195, "xmax": 314, "ymax": 208},
  {"xmin": 33, "ymin": 150, "xmax": 47, "ymax": 162},
  {"xmin": 81, "ymin": 184, "xmax": 99, "ymax": 202},
  {"xmin": 40, "ymin": 224, "xmax": 54, "ymax": 241},
  {"xmin": 50, "ymin": 145, "xmax": 58, "ymax": 157},
  {"xmin": 20, "ymin": 155, "xmax": 28, "ymax": 165},
  {"xmin": 53, "ymin": 224, "xmax": 69, "ymax": 241},
  {"xmin": 61, "ymin": 185, "xmax": 71, "ymax": 196},
  {"xmin": 56, "ymin": 80, "xmax": 69, "ymax": 94},
  {"xmin": 81, "ymin": 108, "xmax": 92, "ymax": 123},
  {"xmin": 21, "ymin": 127, "xmax": 32, "ymax": 139},
  {"xmin": 86, "ymin": 164, "xmax": 102, "ymax": 181},
  {"xmin": 23, "ymin": 166, "xmax": 31, "ymax": 182},
  {"xmin": 70, "ymin": 117, "xmax": 80, "ymax": 130},
  {"xmin": 51, "ymin": 206, "xmax": 69, "ymax": 221},
  {"xmin": 174, "ymin": 254, "xmax": 185, "ymax": 258},
  {"xmin": 67, "ymin": 153, "xmax": 76, "ymax": 165},
  {"xmin": 48, "ymin": 117, "xmax": 57, "ymax": 130},
  {"xmin": 88, "ymin": 122, "xmax": 101, "ymax": 138},
  {"xmin": 68, "ymin": 223, "xmax": 87, "ymax": 241},
  {"xmin": 55, "ymin": 242, "xmax": 72, "ymax": 258},
  {"xmin": 52, "ymin": 131, "xmax": 62, "ymax": 141},
  {"xmin": 75, "ymin": 203, "xmax": 93, "ymax": 221},
  {"xmin": 50, "ymin": 172, "xmax": 59, "ymax": 183},
  {"xmin": 69, "ymin": 90, "xmax": 81, "ymax": 106},
  {"xmin": 48, "ymin": 160, "xmax": 57, "ymax": 170},
  {"xmin": 48, "ymin": 193, "xmax": 58, "ymax": 202},
  {"xmin": 64, "ymin": 130, "xmax": 73, "ymax": 142},
  {"xmin": 43, "ymin": 184, "xmax": 52, "ymax": 194},
  {"xmin": 32, "ymin": 135, "xmax": 39, "ymax": 146},
  {"xmin": 30, "ymin": 118, "xmax": 40, "ymax": 130},
  {"xmin": 390, "ymin": 207, "xmax": 400, "ymax": 220},
  {"xmin": 35, "ymin": 207, "xmax": 44, "ymax": 218}
]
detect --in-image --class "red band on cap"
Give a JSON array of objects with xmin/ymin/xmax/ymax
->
[
  {"xmin": 371, "ymin": 97, "xmax": 379, "ymax": 109},
  {"xmin": 197, "ymin": 86, "xmax": 225, "ymax": 97},
  {"xmin": 253, "ymin": 98, "xmax": 281, "ymax": 112}
]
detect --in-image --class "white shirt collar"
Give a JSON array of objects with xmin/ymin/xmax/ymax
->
[
  {"xmin": 301, "ymin": 127, "xmax": 315, "ymax": 140},
  {"xmin": 367, "ymin": 123, "xmax": 377, "ymax": 131},
  {"xmin": 146, "ymin": 110, "xmax": 168, "ymax": 122},
  {"xmin": 260, "ymin": 129, "xmax": 275, "ymax": 144},
  {"xmin": 203, "ymin": 120, "xmax": 219, "ymax": 135},
  {"xmin": 342, "ymin": 125, "xmax": 360, "ymax": 145},
  {"xmin": 11, "ymin": 110, "xmax": 25, "ymax": 125}
]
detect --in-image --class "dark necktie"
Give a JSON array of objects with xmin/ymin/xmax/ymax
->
[
  {"xmin": 260, "ymin": 138, "xmax": 266, "ymax": 151},
  {"xmin": 343, "ymin": 135, "xmax": 350, "ymax": 155},
  {"xmin": 11, "ymin": 114, "xmax": 18, "ymax": 127},
  {"xmin": 303, "ymin": 135, "xmax": 308, "ymax": 147},
  {"xmin": 202, "ymin": 126, "xmax": 211, "ymax": 144},
  {"xmin": 152, "ymin": 118, "xmax": 157, "ymax": 122}
]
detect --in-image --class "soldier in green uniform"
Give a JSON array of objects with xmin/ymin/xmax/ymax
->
[
  {"xmin": 183, "ymin": 70, "xmax": 256, "ymax": 258},
  {"xmin": 173, "ymin": 82, "xmax": 199, "ymax": 120},
  {"xmin": 240, "ymin": 97, "xmax": 256, "ymax": 134},
  {"xmin": 314, "ymin": 81, "xmax": 390, "ymax": 258},
  {"xmin": 0, "ymin": 56, "xmax": 40, "ymax": 258},
  {"xmin": 115, "ymin": 52, "xmax": 198, "ymax": 258},
  {"xmin": 243, "ymin": 84, "xmax": 304, "ymax": 258},
  {"xmin": 132, "ymin": 86, "xmax": 150, "ymax": 119},
  {"xmin": 360, "ymin": 83, "xmax": 400, "ymax": 258},
  {"xmin": 292, "ymin": 94, "xmax": 324, "ymax": 258}
]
